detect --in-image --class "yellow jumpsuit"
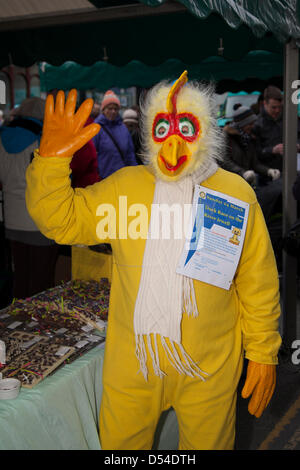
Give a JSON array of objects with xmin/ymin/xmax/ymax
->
[{"xmin": 25, "ymin": 154, "xmax": 281, "ymax": 450}]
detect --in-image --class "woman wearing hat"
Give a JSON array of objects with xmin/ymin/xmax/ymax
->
[
  {"xmin": 93, "ymin": 91, "xmax": 138, "ymax": 179},
  {"xmin": 222, "ymin": 103, "xmax": 282, "ymax": 229},
  {"xmin": 222, "ymin": 104, "xmax": 280, "ymax": 185}
]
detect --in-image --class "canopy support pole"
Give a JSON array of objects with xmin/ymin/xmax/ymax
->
[{"xmin": 282, "ymin": 38, "xmax": 299, "ymax": 347}]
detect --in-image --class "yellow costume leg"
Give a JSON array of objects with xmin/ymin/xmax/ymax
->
[
  {"xmin": 99, "ymin": 330, "xmax": 168, "ymax": 450},
  {"xmin": 99, "ymin": 376, "xmax": 165, "ymax": 450},
  {"xmin": 175, "ymin": 383, "xmax": 238, "ymax": 450},
  {"xmin": 164, "ymin": 355, "xmax": 243, "ymax": 450}
]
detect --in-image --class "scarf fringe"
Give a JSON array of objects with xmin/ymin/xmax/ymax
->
[
  {"xmin": 183, "ymin": 276, "xmax": 198, "ymax": 317},
  {"xmin": 135, "ymin": 333, "xmax": 209, "ymax": 381}
]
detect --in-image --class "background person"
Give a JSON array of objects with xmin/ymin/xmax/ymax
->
[
  {"xmin": 251, "ymin": 93, "xmax": 264, "ymax": 115},
  {"xmin": 222, "ymin": 104, "xmax": 280, "ymax": 186},
  {"xmin": 0, "ymin": 97, "xmax": 58, "ymax": 299},
  {"xmin": 93, "ymin": 90, "xmax": 138, "ymax": 179},
  {"xmin": 123, "ymin": 108, "xmax": 143, "ymax": 164},
  {"xmin": 253, "ymin": 86, "xmax": 283, "ymax": 170},
  {"xmin": 222, "ymin": 104, "xmax": 281, "ymax": 227},
  {"xmin": 252, "ymin": 85, "xmax": 300, "ymax": 171},
  {"xmin": 70, "ymin": 114, "xmax": 100, "ymax": 188},
  {"xmin": 293, "ymin": 172, "xmax": 300, "ymax": 202},
  {"xmin": 91, "ymin": 102, "xmax": 101, "ymax": 120}
]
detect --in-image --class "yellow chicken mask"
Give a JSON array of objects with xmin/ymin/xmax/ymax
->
[{"xmin": 140, "ymin": 70, "xmax": 222, "ymax": 182}]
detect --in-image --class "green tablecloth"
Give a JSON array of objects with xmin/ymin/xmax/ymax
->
[{"xmin": 0, "ymin": 345, "xmax": 178, "ymax": 450}]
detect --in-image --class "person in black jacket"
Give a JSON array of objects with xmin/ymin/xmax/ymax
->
[
  {"xmin": 293, "ymin": 172, "xmax": 300, "ymax": 202},
  {"xmin": 252, "ymin": 85, "xmax": 300, "ymax": 172},
  {"xmin": 252, "ymin": 86, "xmax": 283, "ymax": 171}
]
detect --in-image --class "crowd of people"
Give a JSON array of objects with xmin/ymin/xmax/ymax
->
[
  {"xmin": 0, "ymin": 88, "xmax": 141, "ymax": 300},
  {"xmin": 222, "ymin": 85, "xmax": 300, "ymax": 267},
  {"xmin": 221, "ymin": 85, "xmax": 300, "ymax": 268},
  {"xmin": 0, "ymin": 83, "xmax": 298, "ymax": 300}
]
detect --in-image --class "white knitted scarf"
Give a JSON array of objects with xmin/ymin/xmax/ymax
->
[{"xmin": 134, "ymin": 159, "xmax": 218, "ymax": 380}]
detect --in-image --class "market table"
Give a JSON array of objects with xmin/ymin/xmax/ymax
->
[{"xmin": 0, "ymin": 342, "xmax": 179, "ymax": 450}]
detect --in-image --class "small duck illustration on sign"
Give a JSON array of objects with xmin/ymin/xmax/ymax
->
[{"xmin": 229, "ymin": 227, "xmax": 241, "ymax": 245}]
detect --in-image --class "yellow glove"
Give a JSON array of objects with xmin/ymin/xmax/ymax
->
[
  {"xmin": 39, "ymin": 89, "xmax": 100, "ymax": 158},
  {"xmin": 241, "ymin": 360, "xmax": 276, "ymax": 418}
]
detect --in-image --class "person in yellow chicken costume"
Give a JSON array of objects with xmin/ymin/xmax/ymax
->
[{"xmin": 25, "ymin": 72, "xmax": 281, "ymax": 450}]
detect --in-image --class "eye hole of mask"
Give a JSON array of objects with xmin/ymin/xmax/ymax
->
[
  {"xmin": 154, "ymin": 118, "xmax": 170, "ymax": 139},
  {"xmin": 178, "ymin": 117, "xmax": 195, "ymax": 137}
]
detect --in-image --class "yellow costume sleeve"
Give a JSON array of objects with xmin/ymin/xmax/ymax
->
[
  {"xmin": 235, "ymin": 199, "xmax": 282, "ymax": 365},
  {"xmin": 25, "ymin": 150, "xmax": 116, "ymax": 246}
]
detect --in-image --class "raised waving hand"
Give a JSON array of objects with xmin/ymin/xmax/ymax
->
[{"xmin": 39, "ymin": 89, "xmax": 100, "ymax": 158}]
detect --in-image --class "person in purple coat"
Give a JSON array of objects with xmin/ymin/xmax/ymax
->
[{"xmin": 93, "ymin": 90, "xmax": 138, "ymax": 179}]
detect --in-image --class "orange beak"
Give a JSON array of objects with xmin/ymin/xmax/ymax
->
[{"xmin": 158, "ymin": 134, "xmax": 191, "ymax": 178}]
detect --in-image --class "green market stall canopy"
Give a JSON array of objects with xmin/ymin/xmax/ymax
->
[
  {"xmin": 39, "ymin": 51, "xmax": 284, "ymax": 92},
  {"xmin": 0, "ymin": 0, "xmax": 299, "ymax": 68}
]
